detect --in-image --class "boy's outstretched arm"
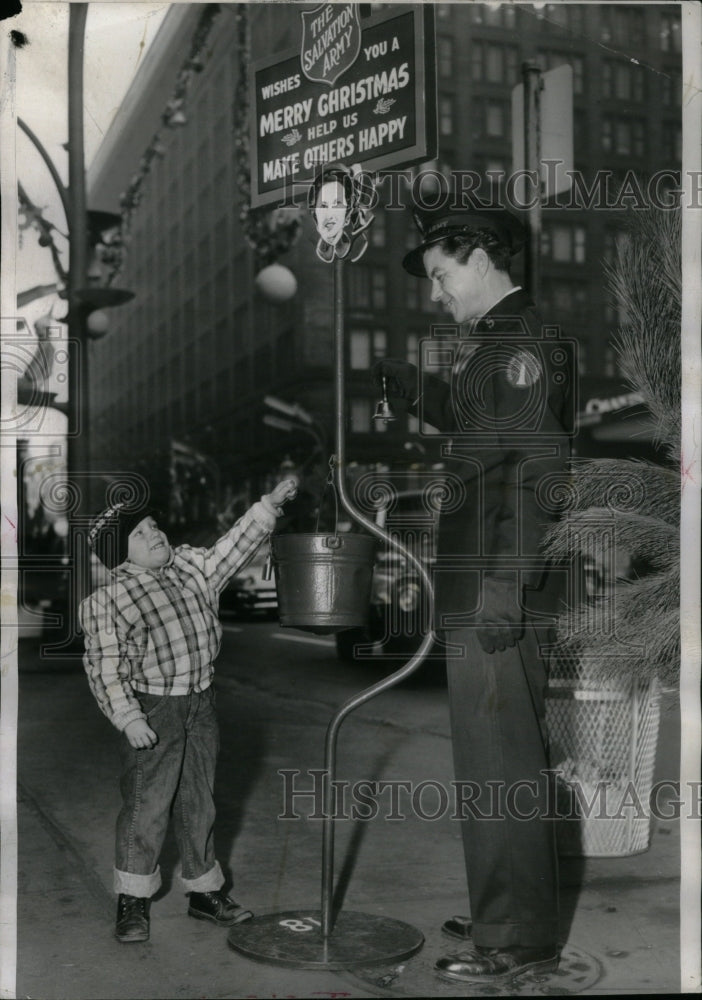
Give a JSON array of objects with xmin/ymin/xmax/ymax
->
[{"xmin": 195, "ymin": 478, "xmax": 298, "ymax": 591}]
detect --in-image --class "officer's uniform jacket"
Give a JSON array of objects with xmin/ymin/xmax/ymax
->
[{"xmin": 410, "ymin": 288, "xmax": 573, "ymax": 626}]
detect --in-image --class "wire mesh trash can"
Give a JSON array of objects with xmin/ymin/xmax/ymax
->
[{"xmin": 546, "ymin": 664, "xmax": 661, "ymax": 857}]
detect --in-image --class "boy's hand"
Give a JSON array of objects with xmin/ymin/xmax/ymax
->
[
  {"xmin": 124, "ymin": 718, "xmax": 158, "ymax": 749},
  {"xmin": 266, "ymin": 478, "xmax": 298, "ymax": 515}
]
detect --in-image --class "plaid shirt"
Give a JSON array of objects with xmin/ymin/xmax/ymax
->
[{"xmin": 80, "ymin": 501, "xmax": 276, "ymax": 732}]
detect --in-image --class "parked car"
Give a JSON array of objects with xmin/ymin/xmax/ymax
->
[
  {"xmin": 335, "ymin": 487, "xmax": 443, "ymax": 666},
  {"xmin": 220, "ymin": 548, "xmax": 277, "ymax": 619}
]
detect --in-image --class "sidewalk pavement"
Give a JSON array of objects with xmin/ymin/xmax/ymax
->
[{"xmin": 11, "ymin": 638, "xmax": 690, "ymax": 999}]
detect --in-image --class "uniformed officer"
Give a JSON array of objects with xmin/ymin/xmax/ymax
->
[{"xmin": 374, "ymin": 203, "xmax": 574, "ymax": 984}]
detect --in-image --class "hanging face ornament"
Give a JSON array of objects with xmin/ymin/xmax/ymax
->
[{"xmin": 310, "ymin": 163, "xmax": 375, "ymax": 264}]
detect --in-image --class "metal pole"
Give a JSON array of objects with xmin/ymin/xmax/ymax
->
[
  {"xmin": 320, "ymin": 258, "xmax": 436, "ymax": 939},
  {"xmin": 67, "ymin": 4, "xmax": 91, "ymax": 608},
  {"xmin": 523, "ymin": 61, "xmax": 542, "ymax": 301}
]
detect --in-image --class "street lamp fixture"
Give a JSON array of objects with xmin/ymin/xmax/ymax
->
[
  {"xmin": 16, "ymin": 4, "xmax": 136, "ymax": 643},
  {"xmin": 263, "ymin": 394, "xmax": 314, "ymax": 425}
]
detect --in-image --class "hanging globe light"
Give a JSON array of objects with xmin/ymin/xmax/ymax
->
[
  {"xmin": 254, "ymin": 263, "xmax": 297, "ymax": 303},
  {"xmin": 86, "ymin": 310, "xmax": 110, "ymax": 338}
]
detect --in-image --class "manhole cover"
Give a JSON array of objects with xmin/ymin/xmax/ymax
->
[{"xmin": 344, "ymin": 942, "xmax": 604, "ymax": 997}]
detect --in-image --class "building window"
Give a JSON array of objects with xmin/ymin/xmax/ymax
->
[
  {"xmin": 602, "ymin": 117, "xmax": 646, "ymax": 158},
  {"xmin": 615, "ymin": 121, "xmax": 630, "ymax": 155},
  {"xmin": 350, "ymin": 328, "xmax": 387, "ymax": 369},
  {"xmin": 602, "ymin": 7, "xmax": 645, "ymax": 47},
  {"xmin": 475, "ymin": 43, "xmax": 520, "ymax": 86},
  {"xmin": 347, "ymin": 266, "xmax": 371, "ymax": 308},
  {"xmin": 574, "ymin": 227, "xmax": 586, "ymax": 264},
  {"xmin": 577, "ymin": 342, "xmax": 587, "ymax": 377},
  {"xmin": 602, "ymin": 61, "xmax": 646, "ymax": 103},
  {"xmin": 546, "ymin": 223, "xmax": 587, "ymax": 263},
  {"xmin": 405, "ymin": 276, "xmax": 419, "ymax": 311},
  {"xmin": 484, "ymin": 6, "xmax": 503, "ymax": 27},
  {"xmin": 486, "ymin": 101, "xmax": 505, "ymax": 138},
  {"xmin": 632, "ymin": 121, "xmax": 645, "ymax": 158},
  {"xmin": 350, "ymin": 330, "xmax": 370, "ymax": 370},
  {"xmin": 662, "ymin": 70, "xmax": 681, "ymax": 107},
  {"xmin": 486, "ymin": 44, "xmax": 503, "ymax": 83},
  {"xmin": 350, "ymin": 397, "xmax": 371, "ymax": 432},
  {"xmin": 371, "ymin": 271, "xmax": 387, "ymax": 310},
  {"xmin": 660, "ymin": 12, "xmax": 681, "ymax": 52},
  {"xmin": 630, "ymin": 66, "xmax": 645, "ymax": 103},
  {"xmin": 540, "ymin": 229, "xmax": 552, "ymax": 258},
  {"xmin": 552, "ymin": 281, "xmax": 589, "ymax": 315},
  {"xmin": 662, "ymin": 122, "xmax": 682, "ymax": 163},
  {"xmin": 472, "ymin": 45, "xmax": 484, "ymax": 82},
  {"xmin": 438, "ymin": 36, "xmax": 453, "ymax": 77},
  {"xmin": 439, "ymin": 95, "xmax": 454, "ymax": 136},
  {"xmin": 370, "ymin": 210, "xmax": 385, "ymax": 247},
  {"xmin": 407, "ymin": 333, "xmax": 419, "ymax": 368},
  {"xmin": 545, "ymin": 3, "xmax": 568, "ymax": 29},
  {"xmin": 604, "ymin": 345, "xmax": 617, "ymax": 378}
]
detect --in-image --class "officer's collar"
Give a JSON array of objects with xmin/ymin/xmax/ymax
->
[{"xmin": 473, "ymin": 287, "xmax": 533, "ymax": 331}]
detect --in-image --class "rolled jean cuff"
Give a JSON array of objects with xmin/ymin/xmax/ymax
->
[
  {"xmin": 113, "ymin": 865, "xmax": 162, "ymax": 898},
  {"xmin": 179, "ymin": 859, "xmax": 224, "ymax": 894}
]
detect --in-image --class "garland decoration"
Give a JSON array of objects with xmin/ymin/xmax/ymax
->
[
  {"xmin": 233, "ymin": 5, "xmax": 301, "ymax": 271},
  {"xmin": 103, "ymin": 4, "xmax": 223, "ymax": 285}
]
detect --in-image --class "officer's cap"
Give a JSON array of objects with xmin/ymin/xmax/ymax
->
[{"xmin": 402, "ymin": 202, "xmax": 526, "ymax": 277}]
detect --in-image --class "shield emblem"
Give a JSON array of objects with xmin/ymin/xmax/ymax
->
[{"xmin": 300, "ymin": 3, "xmax": 362, "ymax": 87}]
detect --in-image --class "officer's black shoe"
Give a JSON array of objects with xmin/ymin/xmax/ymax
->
[
  {"xmin": 436, "ymin": 944, "xmax": 559, "ymax": 984},
  {"xmin": 188, "ymin": 890, "xmax": 253, "ymax": 926},
  {"xmin": 115, "ymin": 894, "xmax": 150, "ymax": 943},
  {"xmin": 441, "ymin": 915, "xmax": 473, "ymax": 941}
]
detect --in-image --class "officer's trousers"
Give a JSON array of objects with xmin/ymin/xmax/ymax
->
[{"xmin": 445, "ymin": 624, "xmax": 559, "ymax": 949}]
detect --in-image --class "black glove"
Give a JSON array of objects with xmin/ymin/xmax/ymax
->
[
  {"xmin": 475, "ymin": 576, "xmax": 524, "ymax": 654},
  {"xmin": 371, "ymin": 358, "xmax": 418, "ymax": 402}
]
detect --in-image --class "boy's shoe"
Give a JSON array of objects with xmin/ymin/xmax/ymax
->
[
  {"xmin": 435, "ymin": 944, "xmax": 559, "ymax": 984},
  {"xmin": 188, "ymin": 890, "xmax": 253, "ymax": 926},
  {"xmin": 115, "ymin": 894, "xmax": 150, "ymax": 943},
  {"xmin": 441, "ymin": 915, "xmax": 473, "ymax": 941}
]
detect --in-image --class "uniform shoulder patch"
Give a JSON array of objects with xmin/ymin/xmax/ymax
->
[{"xmin": 504, "ymin": 347, "xmax": 543, "ymax": 387}]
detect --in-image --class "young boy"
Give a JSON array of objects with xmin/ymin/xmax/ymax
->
[{"xmin": 80, "ymin": 479, "xmax": 297, "ymax": 943}]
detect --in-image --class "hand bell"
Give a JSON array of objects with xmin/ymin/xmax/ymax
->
[{"xmin": 373, "ymin": 375, "xmax": 396, "ymax": 422}]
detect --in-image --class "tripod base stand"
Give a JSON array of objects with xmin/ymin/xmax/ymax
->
[{"xmin": 228, "ymin": 909, "xmax": 424, "ymax": 970}]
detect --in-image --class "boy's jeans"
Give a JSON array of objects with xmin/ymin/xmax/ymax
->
[{"xmin": 114, "ymin": 686, "xmax": 225, "ymax": 898}]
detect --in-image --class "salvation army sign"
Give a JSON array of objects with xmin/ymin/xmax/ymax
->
[
  {"xmin": 300, "ymin": 3, "xmax": 362, "ymax": 86},
  {"xmin": 249, "ymin": 4, "xmax": 437, "ymax": 208}
]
